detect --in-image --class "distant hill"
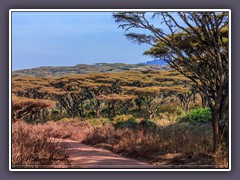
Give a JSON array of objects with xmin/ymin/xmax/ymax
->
[
  {"xmin": 12, "ymin": 62, "xmax": 170, "ymax": 77},
  {"xmin": 145, "ymin": 59, "xmax": 168, "ymax": 66}
]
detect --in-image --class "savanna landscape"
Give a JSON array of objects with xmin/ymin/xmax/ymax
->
[{"xmin": 11, "ymin": 11, "xmax": 229, "ymax": 169}]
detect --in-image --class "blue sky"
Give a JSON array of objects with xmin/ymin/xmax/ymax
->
[{"xmin": 12, "ymin": 12, "xmax": 156, "ymax": 70}]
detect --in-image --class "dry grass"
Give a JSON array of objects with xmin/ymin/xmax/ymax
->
[
  {"xmin": 12, "ymin": 118, "xmax": 94, "ymax": 168},
  {"xmin": 42, "ymin": 118, "xmax": 93, "ymax": 141},
  {"xmin": 12, "ymin": 118, "xmax": 228, "ymax": 169},
  {"xmin": 12, "ymin": 121, "xmax": 71, "ymax": 168},
  {"xmin": 83, "ymin": 123, "xmax": 228, "ymax": 168}
]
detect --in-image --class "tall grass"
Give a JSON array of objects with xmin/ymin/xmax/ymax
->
[
  {"xmin": 12, "ymin": 121, "xmax": 70, "ymax": 168},
  {"xmin": 42, "ymin": 118, "xmax": 93, "ymax": 141},
  {"xmin": 83, "ymin": 123, "xmax": 228, "ymax": 168}
]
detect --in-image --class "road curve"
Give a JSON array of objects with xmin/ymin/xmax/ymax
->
[{"xmin": 51, "ymin": 138, "xmax": 155, "ymax": 169}]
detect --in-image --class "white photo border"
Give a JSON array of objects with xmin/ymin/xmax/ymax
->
[{"xmin": 9, "ymin": 9, "xmax": 231, "ymax": 171}]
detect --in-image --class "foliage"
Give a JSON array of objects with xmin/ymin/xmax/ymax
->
[
  {"xmin": 12, "ymin": 70, "xmax": 204, "ymax": 123},
  {"xmin": 113, "ymin": 11, "xmax": 229, "ymax": 153},
  {"xmin": 113, "ymin": 114, "xmax": 135, "ymax": 123},
  {"xmin": 12, "ymin": 95, "xmax": 55, "ymax": 122},
  {"xmin": 138, "ymin": 119, "xmax": 157, "ymax": 129},
  {"xmin": 180, "ymin": 108, "xmax": 211, "ymax": 124},
  {"xmin": 114, "ymin": 119, "xmax": 138, "ymax": 129},
  {"xmin": 159, "ymin": 104, "xmax": 186, "ymax": 121},
  {"xmin": 88, "ymin": 118, "xmax": 111, "ymax": 126}
]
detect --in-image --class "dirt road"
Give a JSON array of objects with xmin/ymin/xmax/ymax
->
[{"xmin": 52, "ymin": 138, "xmax": 155, "ymax": 169}]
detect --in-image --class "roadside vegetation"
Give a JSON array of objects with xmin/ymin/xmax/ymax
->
[{"xmin": 12, "ymin": 70, "xmax": 228, "ymax": 168}]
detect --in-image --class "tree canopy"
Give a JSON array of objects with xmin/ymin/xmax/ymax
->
[{"xmin": 113, "ymin": 11, "xmax": 229, "ymax": 153}]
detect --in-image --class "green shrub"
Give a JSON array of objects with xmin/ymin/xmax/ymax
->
[
  {"xmin": 88, "ymin": 118, "xmax": 111, "ymax": 126},
  {"xmin": 113, "ymin": 114, "xmax": 135, "ymax": 123},
  {"xmin": 159, "ymin": 104, "xmax": 185, "ymax": 121},
  {"xmin": 176, "ymin": 107, "xmax": 185, "ymax": 116},
  {"xmin": 139, "ymin": 119, "xmax": 157, "ymax": 129},
  {"xmin": 86, "ymin": 111, "xmax": 96, "ymax": 118},
  {"xmin": 113, "ymin": 115, "xmax": 138, "ymax": 128},
  {"xmin": 159, "ymin": 103, "xmax": 179, "ymax": 114},
  {"xmin": 181, "ymin": 108, "xmax": 211, "ymax": 124},
  {"xmin": 115, "ymin": 119, "xmax": 138, "ymax": 129},
  {"xmin": 51, "ymin": 108, "xmax": 60, "ymax": 114}
]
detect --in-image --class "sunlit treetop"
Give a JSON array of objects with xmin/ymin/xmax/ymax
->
[
  {"xmin": 12, "ymin": 95, "xmax": 56, "ymax": 109},
  {"xmin": 96, "ymin": 94, "xmax": 137, "ymax": 102}
]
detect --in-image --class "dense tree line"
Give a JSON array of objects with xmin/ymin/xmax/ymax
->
[{"xmin": 12, "ymin": 70, "xmax": 200, "ymax": 122}]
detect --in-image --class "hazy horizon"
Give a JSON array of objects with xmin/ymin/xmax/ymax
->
[{"xmin": 12, "ymin": 61, "xmax": 150, "ymax": 71}]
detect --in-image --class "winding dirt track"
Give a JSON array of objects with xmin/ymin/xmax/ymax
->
[{"xmin": 51, "ymin": 138, "xmax": 155, "ymax": 169}]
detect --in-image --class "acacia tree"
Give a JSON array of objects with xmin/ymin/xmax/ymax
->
[
  {"xmin": 97, "ymin": 94, "xmax": 136, "ymax": 117},
  {"xmin": 113, "ymin": 11, "xmax": 229, "ymax": 153},
  {"xmin": 12, "ymin": 77, "xmax": 51, "ymax": 99},
  {"xmin": 134, "ymin": 97, "xmax": 144, "ymax": 112},
  {"xmin": 128, "ymin": 87, "xmax": 169, "ymax": 120},
  {"xmin": 81, "ymin": 82, "xmax": 111, "ymax": 118},
  {"xmin": 12, "ymin": 95, "xmax": 55, "ymax": 122},
  {"xmin": 63, "ymin": 82, "xmax": 87, "ymax": 117},
  {"xmin": 48, "ymin": 78, "xmax": 87, "ymax": 118}
]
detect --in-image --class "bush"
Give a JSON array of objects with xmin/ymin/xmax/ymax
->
[
  {"xmin": 181, "ymin": 108, "xmax": 211, "ymax": 124},
  {"xmin": 113, "ymin": 114, "xmax": 135, "ymax": 123},
  {"xmin": 159, "ymin": 104, "xmax": 185, "ymax": 121},
  {"xmin": 176, "ymin": 107, "xmax": 185, "ymax": 116},
  {"xmin": 45, "ymin": 119, "xmax": 92, "ymax": 141},
  {"xmin": 159, "ymin": 103, "xmax": 181, "ymax": 114},
  {"xmin": 112, "ymin": 115, "xmax": 138, "ymax": 129},
  {"xmin": 115, "ymin": 119, "xmax": 138, "ymax": 129},
  {"xmin": 88, "ymin": 118, "xmax": 111, "ymax": 126},
  {"xmin": 139, "ymin": 119, "xmax": 157, "ymax": 129},
  {"xmin": 52, "ymin": 108, "xmax": 60, "ymax": 114}
]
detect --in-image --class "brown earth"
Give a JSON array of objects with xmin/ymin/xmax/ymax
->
[
  {"xmin": 51, "ymin": 138, "xmax": 156, "ymax": 169},
  {"xmin": 50, "ymin": 137, "xmax": 218, "ymax": 169}
]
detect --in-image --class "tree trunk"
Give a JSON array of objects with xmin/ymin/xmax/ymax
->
[
  {"xmin": 137, "ymin": 103, "xmax": 141, "ymax": 112},
  {"xmin": 77, "ymin": 103, "xmax": 84, "ymax": 118},
  {"xmin": 184, "ymin": 102, "xmax": 190, "ymax": 112},
  {"xmin": 78, "ymin": 109, "xmax": 83, "ymax": 118},
  {"xmin": 121, "ymin": 106, "xmax": 128, "ymax": 114},
  {"xmin": 135, "ymin": 99, "xmax": 142, "ymax": 112},
  {"xmin": 212, "ymin": 107, "xmax": 220, "ymax": 154},
  {"xmin": 112, "ymin": 104, "xmax": 116, "ymax": 116},
  {"xmin": 202, "ymin": 98, "xmax": 207, "ymax": 108},
  {"xmin": 200, "ymin": 92, "xmax": 207, "ymax": 108},
  {"xmin": 107, "ymin": 102, "xmax": 111, "ymax": 118},
  {"xmin": 42, "ymin": 109, "xmax": 46, "ymax": 122},
  {"xmin": 193, "ymin": 93, "xmax": 196, "ymax": 103},
  {"xmin": 149, "ymin": 111, "xmax": 155, "ymax": 120},
  {"xmin": 80, "ymin": 102, "xmax": 85, "ymax": 117},
  {"xmin": 96, "ymin": 107, "xmax": 100, "ymax": 118},
  {"xmin": 218, "ymin": 94, "xmax": 228, "ymax": 145}
]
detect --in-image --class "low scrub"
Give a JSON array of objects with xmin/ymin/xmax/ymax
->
[
  {"xmin": 83, "ymin": 123, "xmax": 227, "ymax": 167},
  {"xmin": 88, "ymin": 118, "xmax": 111, "ymax": 127},
  {"xmin": 114, "ymin": 118, "xmax": 138, "ymax": 129},
  {"xmin": 159, "ymin": 104, "xmax": 185, "ymax": 122},
  {"xmin": 43, "ymin": 118, "xmax": 93, "ymax": 141},
  {"xmin": 12, "ymin": 119, "xmax": 93, "ymax": 168},
  {"xmin": 113, "ymin": 114, "xmax": 135, "ymax": 123},
  {"xmin": 180, "ymin": 108, "xmax": 211, "ymax": 124},
  {"xmin": 12, "ymin": 121, "xmax": 70, "ymax": 168}
]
